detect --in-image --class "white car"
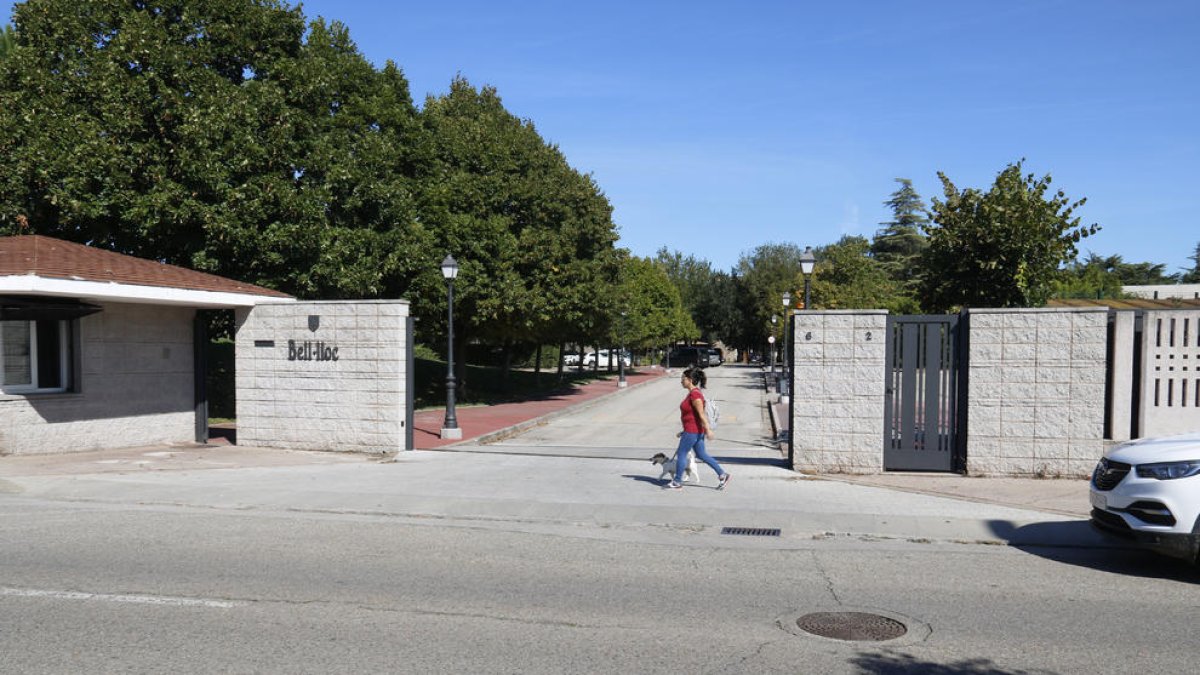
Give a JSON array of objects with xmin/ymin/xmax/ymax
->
[
  {"xmin": 1090, "ymin": 431, "xmax": 1200, "ymax": 564},
  {"xmin": 585, "ymin": 349, "xmax": 631, "ymax": 368}
]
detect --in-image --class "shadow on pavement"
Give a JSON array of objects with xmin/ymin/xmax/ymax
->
[
  {"xmin": 986, "ymin": 520, "xmax": 1200, "ymax": 582},
  {"xmin": 624, "ymin": 474, "xmax": 670, "ymax": 487},
  {"xmin": 713, "ymin": 455, "xmax": 787, "ymax": 467},
  {"xmin": 850, "ymin": 652, "xmax": 1052, "ymax": 675}
]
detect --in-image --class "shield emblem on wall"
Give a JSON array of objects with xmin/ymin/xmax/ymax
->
[{"xmin": 308, "ymin": 315, "xmax": 320, "ymax": 332}]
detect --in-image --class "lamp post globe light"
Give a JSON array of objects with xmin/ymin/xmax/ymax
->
[
  {"xmin": 799, "ymin": 246, "xmax": 816, "ymax": 311},
  {"xmin": 440, "ymin": 255, "xmax": 462, "ymax": 440}
]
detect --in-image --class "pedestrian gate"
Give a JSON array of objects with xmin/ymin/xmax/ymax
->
[{"xmin": 883, "ymin": 315, "xmax": 964, "ymax": 471}]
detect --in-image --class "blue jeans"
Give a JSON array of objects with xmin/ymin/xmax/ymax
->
[{"xmin": 673, "ymin": 432, "xmax": 725, "ymax": 483}]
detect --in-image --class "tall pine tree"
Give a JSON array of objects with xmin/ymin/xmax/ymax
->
[{"xmin": 871, "ymin": 178, "xmax": 929, "ymax": 293}]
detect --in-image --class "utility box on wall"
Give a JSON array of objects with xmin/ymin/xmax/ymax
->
[{"xmin": 234, "ymin": 300, "xmax": 411, "ymax": 454}]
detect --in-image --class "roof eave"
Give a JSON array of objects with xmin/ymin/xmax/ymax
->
[{"xmin": 0, "ymin": 274, "xmax": 295, "ymax": 308}]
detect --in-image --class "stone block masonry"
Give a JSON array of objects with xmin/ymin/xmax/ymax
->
[
  {"xmin": 790, "ymin": 310, "xmax": 888, "ymax": 474},
  {"xmin": 965, "ymin": 308, "xmax": 1108, "ymax": 477},
  {"xmin": 0, "ymin": 302, "xmax": 195, "ymax": 455},
  {"xmin": 235, "ymin": 300, "xmax": 410, "ymax": 454}
]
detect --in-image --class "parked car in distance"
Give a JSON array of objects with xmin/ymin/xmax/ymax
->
[
  {"xmin": 585, "ymin": 349, "xmax": 630, "ymax": 368},
  {"xmin": 707, "ymin": 347, "xmax": 724, "ymax": 366},
  {"xmin": 1090, "ymin": 431, "xmax": 1200, "ymax": 565},
  {"xmin": 562, "ymin": 352, "xmax": 582, "ymax": 366},
  {"xmin": 666, "ymin": 346, "xmax": 709, "ymax": 368}
]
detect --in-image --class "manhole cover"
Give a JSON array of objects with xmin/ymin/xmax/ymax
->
[{"xmin": 795, "ymin": 612, "xmax": 907, "ymax": 642}]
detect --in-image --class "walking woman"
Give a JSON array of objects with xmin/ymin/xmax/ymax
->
[{"xmin": 665, "ymin": 367, "xmax": 731, "ymax": 490}]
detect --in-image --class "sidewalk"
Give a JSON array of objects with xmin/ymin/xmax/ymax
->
[
  {"xmin": 0, "ymin": 367, "xmax": 667, "ymax": 477},
  {"xmin": 768, "ymin": 397, "xmax": 1090, "ymax": 517},
  {"xmin": 1, "ymin": 366, "xmax": 1103, "ymax": 549}
]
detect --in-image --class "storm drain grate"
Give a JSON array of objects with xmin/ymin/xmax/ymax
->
[
  {"xmin": 720, "ymin": 527, "xmax": 781, "ymax": 537},
  {"xmin": 795, "ymin": 612, "xmax": 907, "ymax": 642}
]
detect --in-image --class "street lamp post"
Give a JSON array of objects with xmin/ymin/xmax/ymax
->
[
  {"xmin": 440, "ymin": 255, "xmax": 462, "ymax": 440},
  {"xmin": 791, "ymin": 246, "xmax": 816, "ymax": 466},
  {"xmin": 769, "ymin": 314, "xmax": 778, "ymax": 387},
  {"xmin": 618, "ymin": 311, "xmax": 628, "ymax": 388},
  {"xmin": 780, "ymin": 291, "xmax": 792, "ymax": 401}
]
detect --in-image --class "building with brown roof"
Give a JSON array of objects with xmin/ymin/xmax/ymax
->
[{"xmin": 1, "ymin": 235, "xmax": 293, "ymax": 455}]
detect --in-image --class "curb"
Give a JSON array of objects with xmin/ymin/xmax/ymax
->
[{"xmin": 440, "ymin": 371, "xmax": 668, "ymax": 449}]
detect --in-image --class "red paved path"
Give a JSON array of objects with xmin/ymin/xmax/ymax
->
[{"xmin": 413, "ymin": 368, "xmax": 666, "ymax": 449}]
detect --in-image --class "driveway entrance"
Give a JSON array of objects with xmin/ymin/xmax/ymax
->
[{"xmin": 454, "ymin": 364, "xmax": 785, "ymax": 466}]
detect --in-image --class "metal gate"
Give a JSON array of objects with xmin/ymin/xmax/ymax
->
[{"xmin": 883, "ymin": 315, "xmax": 965, "ymax": 471}]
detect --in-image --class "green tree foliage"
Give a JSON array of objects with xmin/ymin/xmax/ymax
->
[
  {"xmin": 653, "ymin": 247, "xmax": 742, "ymax": 345},
  {"xmin": 1184, "ymin": 243, "xmax": 1200, "ymax": 284},
  {"xmin": 0, "ymin": 0, "xmax": 423, "ymax": 298},
  {"xmin": 812, "ymin": 236, "xmax": 918, "ymax": 313},
  {"xmin": 617, "ymin": 254, "xmax": 696, "ymax": 350},
  {"xmin": 871, "ymin": 178, "xmax": 928, "ymax": 291},
  {"xmin": 919, "ymin": 161, "xmax": 1099, "ymax": 311},
  {"xmin": 1053, "ymin": 253, "xmax": 1126, "ymax": 300},
  {"xmin": 691, "ymin": 270, "xmax": 744, "ymax": 345},
  {"xmin": 1054, "ymin": 252, "xmax": 1178, "ymax": 300},
  {"xmin": 737, "ymin": 242, "xmax": 808, "ymax": 348},
  {"xmin": 0, "ymin": 24, "xmax": 15, "ymax": 60},
  {"xmin": 653, "ymin": 247, "xmax": 712, "ymax": 316},
  {"xmin": 412, "ymin": 77, "xmax": 619, "ymax": 371}
]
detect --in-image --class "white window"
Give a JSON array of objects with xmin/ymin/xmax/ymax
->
[{"xmin": 0, "ymin": 320, "xmax": 70, "ymax": 394}]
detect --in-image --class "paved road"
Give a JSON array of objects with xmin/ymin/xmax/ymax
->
[
  {"xmin": 2, "ymin": 497, "xmax": 1197, "ymax": 674},
  {"xmin": 3, "ymin": 365, "xmax": 1198, "ymax": 673},
  {"xmin": 464, "ymin": 363, "xmax": 783, "ymax": 464}
]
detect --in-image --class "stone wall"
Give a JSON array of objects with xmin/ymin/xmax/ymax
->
[
  {"xmin": 965, "ymin": 307, "xmax": 1108, "ymax": 477},
  {"xmin": 234, "ymin": 300, "xmax": 410, "ymax": 454},
  {"xmin": 0, "ymin": 302, "xmax": 195, "ymax": 455},
  {"xmin": 790, "ymin": 310, "xmax": 888, "ymax": 474}
]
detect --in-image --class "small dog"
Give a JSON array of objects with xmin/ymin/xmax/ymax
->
[{"xmin": 650, "ymin": 451, "xmax": 699, "ymax": 483}]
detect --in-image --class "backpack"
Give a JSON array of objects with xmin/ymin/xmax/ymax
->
[{"xmin": 705, "ymin": 396, "xmax": 720, "ymax": 429}]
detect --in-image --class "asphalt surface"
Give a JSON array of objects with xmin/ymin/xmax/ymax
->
[{"xmin": 6, "ymin": 364, "xmax": 1198, "ymax": 675}]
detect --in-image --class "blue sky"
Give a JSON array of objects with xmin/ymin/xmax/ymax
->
[{"xmin": 5, "ymin": 1, "xmax": 1198, "ymax": 275}]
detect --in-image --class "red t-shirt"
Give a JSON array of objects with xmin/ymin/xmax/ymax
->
[{"xmin": 680, "ymin": 388, "xmax": 705, "ymax": 433}]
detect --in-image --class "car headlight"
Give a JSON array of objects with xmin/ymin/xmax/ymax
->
[{"xmin": 1135, "ymin": 461, "xmax": 1200, "ymax": 480}]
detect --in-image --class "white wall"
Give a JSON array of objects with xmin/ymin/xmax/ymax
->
[
  {"xmin": 0, "ymin": 302, "xmax": 195, "ymax": 455},
  {"xmin": 235, "ymin": 300, "xmax": 410, "ymax": 454},
  {"xmin": 790, "ymin": 310, "xmax": 888, "ymax": 474},
  {"xmin": 965, "ymin": 308, "xmax": 1107, "ymax": 477},
  {"xmin": 1123, "ymin": 284, "xmax": 1200, "ymax": 300}
]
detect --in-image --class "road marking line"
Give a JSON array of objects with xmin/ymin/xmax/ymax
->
[{"xmin": 0, "ymin": 587, "xmax": 247, "ymax": 608}]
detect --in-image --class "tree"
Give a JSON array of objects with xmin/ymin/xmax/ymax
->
[
  {"xmin": 871, "ymin": 178, "xmax": 928, "ymax": 291},
  {"xmin": 0, "ymin": 24, "xmax": 15, "ymax": 61},
  {"xmin": 812, "ymin": 236, "xmax": 918, "ymax": 313},
  {"xmin": 1052, "ymin": 253, "xmax": 1126, "ymax": 300},
  {"xmin": 0, "ymin": 0, "xmax": 424, "ymax": 298},
  {"xmin": 736, "ymin": 243, "xmax": 808, "ymax": 349},
  {"xmin": 411, "ymin": 77, "xmax": 620, "ymax": 386},
  {"xmin": 918, "ymin": 161, "xmax": 1099, "ymax": 311},
  {"xmin": 653, "ymin": 247, "xmax": 738, "ymax": 345},
  {"xmin": 691, "ymin": 270, "xmax": 743, "ymax": 345},
  {"xmin": 617, "ymin": 254, "xmax": 696, "ymax": 351},
  {"xmin": 1182, "ymin": 243, "xmax": 1200, "ymax": 284}
]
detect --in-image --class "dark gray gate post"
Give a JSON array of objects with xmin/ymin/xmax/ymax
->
[
  {"xmin": 193, "ymin": 311, "xmax": 209, "ymax": 444},
  {"xmin": 406, "ymin": 315, "xmax": 415, "ymax": 451}
]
